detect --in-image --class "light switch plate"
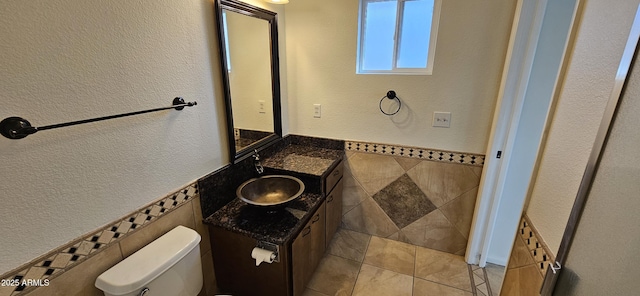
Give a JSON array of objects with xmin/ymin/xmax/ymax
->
[
  {"xmin": 313, "ymin": 104, "xmax": 321, "ymax": 118},
  {"xmin": 258, "ymin": 100, "xmax": 266, "ymax": 114},
  {"xmin": 433, "ymin": 112, "xmax": 451, "ymax": 128}
]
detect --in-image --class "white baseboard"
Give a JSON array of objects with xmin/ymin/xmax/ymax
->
[{"xmin": 486, "ymin": 255, "xmax": 508, "ymax": 267}]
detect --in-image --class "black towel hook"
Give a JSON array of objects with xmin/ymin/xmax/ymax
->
[{"xmin": 379, "ymin": 90, "xmax": 401, "ymax": 116}]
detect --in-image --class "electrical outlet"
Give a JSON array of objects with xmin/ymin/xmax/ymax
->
[
  {"xmin": 313, "ymin": 104, "xmax": 321, "ymax": 118},
  {"xmin": 258, "ymin": 100, "xmax": 266, "ymax": 114},
  {"xmin": 433, "ymin": 112, "xmax": 451, "ymax": 128}
]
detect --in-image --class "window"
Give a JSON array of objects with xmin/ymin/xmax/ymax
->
[{"xmin": 357, "ymin": 0, "xmax": 441, "ymax": 75}]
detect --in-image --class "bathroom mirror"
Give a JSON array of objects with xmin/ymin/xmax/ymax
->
[{"xmin": 215, "ymin": 0, "xmax": 282, "ymax": 163}]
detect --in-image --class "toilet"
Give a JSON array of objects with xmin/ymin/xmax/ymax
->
[{"xmin": 95, "ymin": 225, "xmax": 203, "ymax": 296}]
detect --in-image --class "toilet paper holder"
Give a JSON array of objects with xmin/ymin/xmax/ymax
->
[{"xmin": 256, "ymin": 241, "xmax": 280, "ymax": 263}]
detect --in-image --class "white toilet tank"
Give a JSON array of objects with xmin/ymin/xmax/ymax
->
[{"xmin": 95, "ymin": 225, "xmax": 203, "ymax": 296}]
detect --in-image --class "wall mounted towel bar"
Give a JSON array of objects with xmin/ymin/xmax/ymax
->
[{"xmin": 0, "ymin": 97, "xmax": 197, "ymax": 140}]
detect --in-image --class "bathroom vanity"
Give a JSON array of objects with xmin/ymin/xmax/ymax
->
[
  {"xmin": 204, "ymin": 140, "xmax": 344, "ymax": 296},
  {"xmin": 203, "ymin": 1, "xmax": 345, "ymax": 294}
]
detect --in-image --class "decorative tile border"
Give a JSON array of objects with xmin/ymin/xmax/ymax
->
[
  {"xmin": 0, "ymin": 183, "xmax": 198, "ymax": 296},
  {"xmin": 345, "ymin": 140, "xmax": 485, "ymax": 166},
  {"xmin": 519, "ymin": 214, "xmax": 555, "ymax": 277}
]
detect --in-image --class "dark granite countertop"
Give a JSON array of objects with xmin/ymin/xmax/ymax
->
[
  {"xmin": 201, "ymin": 135, "xmax": 344, "ymax": 245},
  {"xmin": 261, "ymin": 144, "xmax": 344, "ymax": 176},
  {"xmin": 204, "ymin": 192, "xmax": 323, "ymax": 245}
]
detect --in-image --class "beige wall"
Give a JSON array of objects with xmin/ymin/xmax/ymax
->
[
  {"xmin": 0, "ymin": 0, "xmax": 289, "ymax": 280},
  {"xmin": 559, "ymin": 41, "xmax": 640, "ymax": 294},
  {"xmin": 284, "ymin": 0, "xmax": 516, "ymax": 154},
  {"xmin": 526, "ymin": 0, "xmax": 640, "ymax": 253},
  {"xmin": 0, "ymin": 0, "xmax": 226, "ymax": 275}
]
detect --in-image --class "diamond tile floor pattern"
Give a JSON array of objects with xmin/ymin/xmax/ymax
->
[{"xmin": 304, "ymin": 229, "xmax": 504, "ymax": 296}]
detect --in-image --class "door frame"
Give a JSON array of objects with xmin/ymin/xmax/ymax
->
[
  {"xmin": 540, "ymin": 4, "xmax": 640, "ymax": 294},
  {"xmin": 465, "ymin": 0, "xmax": 548, "ymax": 266}
]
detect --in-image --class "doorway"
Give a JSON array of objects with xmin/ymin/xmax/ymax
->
[{"xmin": 467, "ymin": 0, "xmax": 579, "ymax": 268}]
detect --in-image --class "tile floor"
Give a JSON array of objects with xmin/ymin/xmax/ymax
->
[{"xmin": 303, "ymin": 229, "xmax": 505, "ymax": 296}]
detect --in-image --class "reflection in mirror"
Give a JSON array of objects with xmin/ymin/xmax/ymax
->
[
  {"xmin": 224, "ymin": 10, "xmax": 274, "ymax": 151},
  {"xmin": 215, "ymin": 0, "xmax": 282, "ymax": 163}
]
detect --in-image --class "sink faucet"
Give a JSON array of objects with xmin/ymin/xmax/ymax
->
[{"xmin": 253, "ymin": 149, "xmax": 264, "ymax": 174}]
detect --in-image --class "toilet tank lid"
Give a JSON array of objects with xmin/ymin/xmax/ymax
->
[{"xmin": 95, "ymin": 225, "xmax": 201, "ymax": 295}]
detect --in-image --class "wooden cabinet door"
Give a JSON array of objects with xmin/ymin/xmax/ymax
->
[
  {"xmin": 325, "ymin": 178, "xmax": 343, "ymax": 249},
  {"xmin": 309, "ymin": 202, "xmax": 326, "ymax": 272},
  {"xmin": 292, "ymin": 203, "xmax": 326, "ymax": 296},
  {"xmin": 210, "ymin": 227, "xmax": 289, "ymax": 296},
  {"xmin": 292, "ymin": 221, "xmax": 312, "ymax": 296}
]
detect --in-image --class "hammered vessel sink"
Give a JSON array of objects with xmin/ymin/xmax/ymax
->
[{"xmin": 237, "ymin": 175, "xmax": 305, "ymax": 206}]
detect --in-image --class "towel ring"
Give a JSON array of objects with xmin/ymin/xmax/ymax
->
[{"xmin": 379, "ymin": 90, "xmax": 401, "ymax": 116}]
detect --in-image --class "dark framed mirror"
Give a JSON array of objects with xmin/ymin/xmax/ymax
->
[{"xmin": 215, "ymin": 0, "xmax": 282, "ymax": 163}]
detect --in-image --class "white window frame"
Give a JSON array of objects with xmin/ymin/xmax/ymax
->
[{"xmin": 356, "ymin": 0, "xmax": 441, "ymax": 75}]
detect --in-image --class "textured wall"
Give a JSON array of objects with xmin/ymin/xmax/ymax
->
[
  {"xmin": 559, "ymin": 43, "xmax": 640, "ymax": 295},
  {"xmin": 526, "ymin": 0, "xmax": 640, "ymax": 254},
  {"xmin": 284, "ymin": 0, "xmax": 516, "ymax": 154},
  {"xmin": 0, "ymin": 0, "xmax": 226, "ymax": 274}
]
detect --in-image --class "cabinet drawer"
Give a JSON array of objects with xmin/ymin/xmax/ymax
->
[{"xmin": 324, "ymin": 160, "xmax": 343, "ymax": 194}]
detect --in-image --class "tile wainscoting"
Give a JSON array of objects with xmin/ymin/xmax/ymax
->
[
  {"xmin": 341, "ymin": 142, "xmax": 485, "ymax": 255},
  {"xmin": 501, "ymin": 214, "xmax": 555, "ymax": 295},
  {"xmin": 0, "ymin": 183, "xmax": 218, "ymax": 296}
]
